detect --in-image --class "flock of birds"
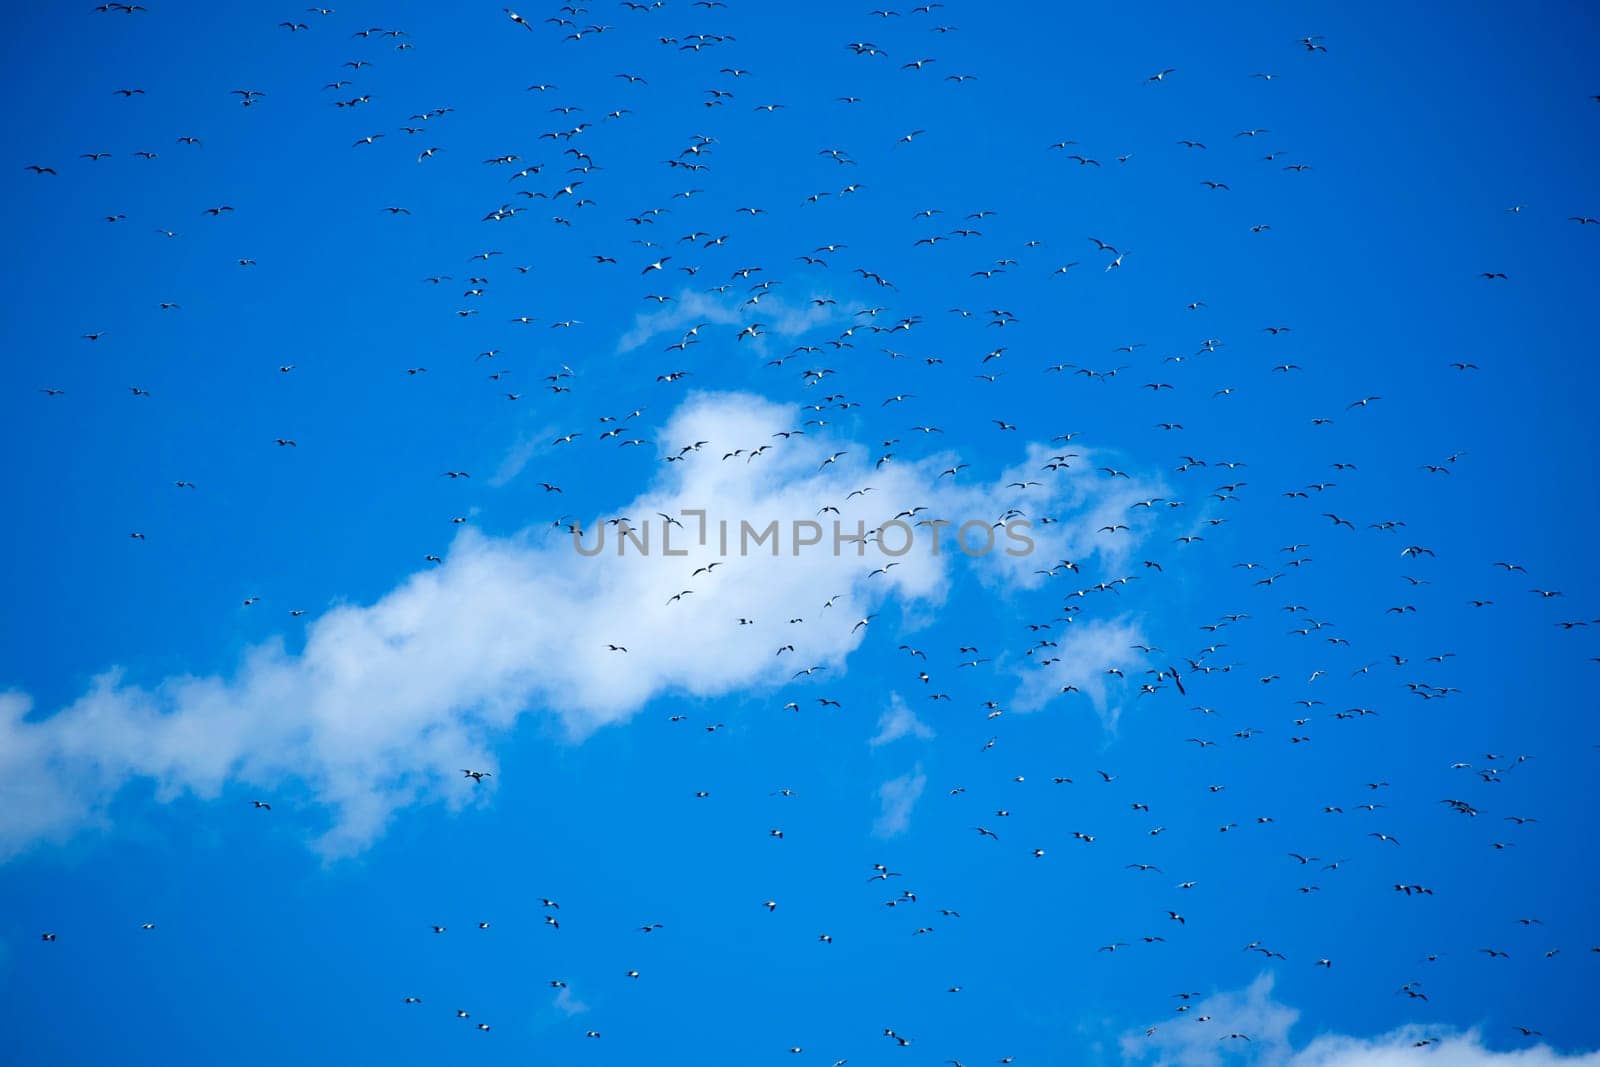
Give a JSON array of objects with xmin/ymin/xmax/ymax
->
[{"xmin": 15, "ymin": 0, "xmax": 1600, "ymax": 1062}]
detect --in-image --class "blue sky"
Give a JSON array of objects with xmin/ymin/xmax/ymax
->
[{"xmin": 3, "ymin": 1, "xmax": 1599, "ymax": 1064}]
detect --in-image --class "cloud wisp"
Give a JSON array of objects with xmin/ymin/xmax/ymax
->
[
  {"xmin": 870, "ymin": 694, "xmax": 934, "ymax": 748},
  {"xmin": 872, "ymin": 765, "xmax": 927, "ymax": 839},
  {"xmin": 615, "ymin": 286, "xmax": 846, "ymax": 355},
  {"xmin": 1119, "ymin": 974, "xmax": 1600, "ymax": 1067}
]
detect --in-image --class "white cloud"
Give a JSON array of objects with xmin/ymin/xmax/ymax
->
[
  {"xmin": 615, "ymin": 286, "xmax": 845, "ymax": 354},
  {"xmin": 872, "ymin": 766, "xmax": 926, "ymax": 838},
  {"xmin": 1290, "ymin": 1033, "xmax": 1600, "ymax": 1066},
  {"xmin": 552, "ymin": 986, "xmax": 588, "ymax": 1017},
  {"xmin": 870, "ymin": 694, "xmax": 933, "ymax": 747},
  {"xmin": 488, "ymin": 422, "xmax": 557, "ymax": 487},
  {"xmin": 1120, "ymin": 974, "xmax": 1600, "ymax": 1067},
  {"xmin": 1007, "ymin": 616, "xmax": 1152, "ymax": 728},
  {"xmin": 0, "ymin": 391, "xmax": 1152, "ymax": 861},
  {"xmin": 1122, "ymin": 974, "xmax": 1300, "ymax": 1067}
]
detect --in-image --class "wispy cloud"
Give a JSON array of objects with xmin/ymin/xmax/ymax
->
[
  {"xmin": 869, "ymin": 693, "xmax": 933, "ymax": 747},
  {"xmin": 1119, "ymin": 974, "xmax": 1600, "ymax": 1066},
  {"xmin": 872, "ymin": 765, "xmax": 926, "ymax": 838},
  {"xmin": 615, "ymin": 286, "xmax": 846, "ymax": 353},
  {"xmin": 1121, "ymin": 974, "xmax": 1298, "ymax": 1067},
  {"xmin": 552, "ymin": 986, "xmax": 588, "ymax": 1017},
  {"xmin": 488, "ymin": 421, "xmax": 558, "ymax": 487},
  {"xmin": 1288, "ymin": 1033, "xmax": 1600, "ymax": 1066},
  {"xmin": 1007, "ymin": 616, "xmax": 1151, "ymax": 727}
]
